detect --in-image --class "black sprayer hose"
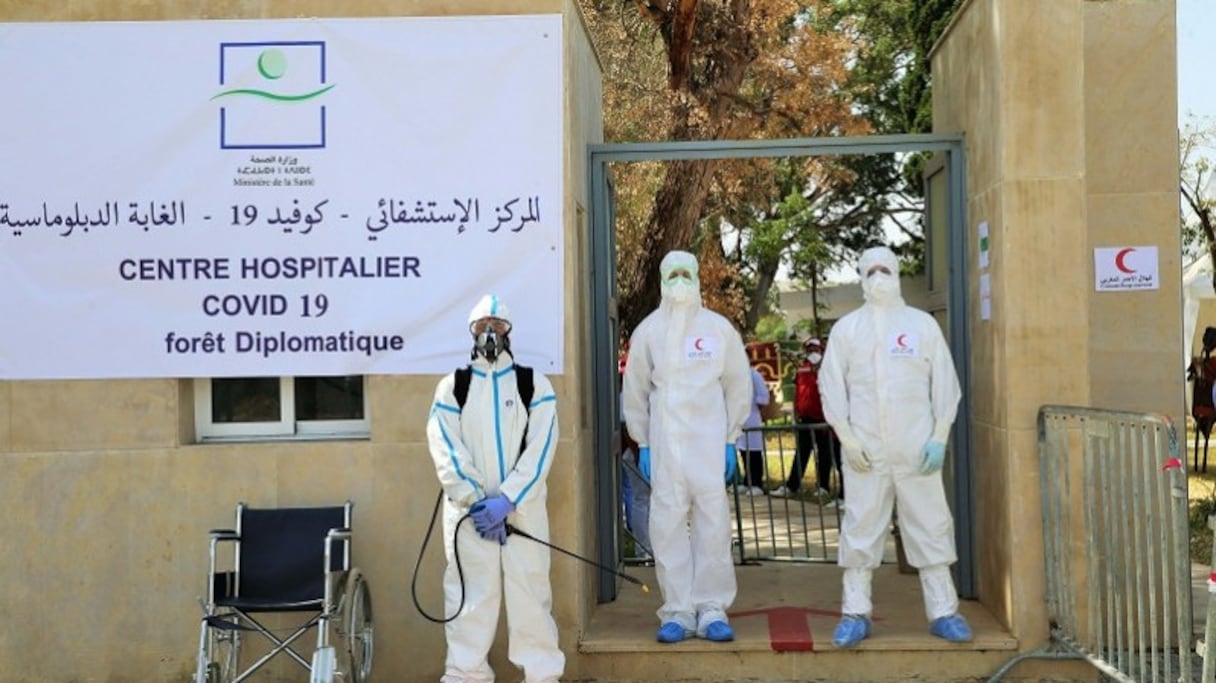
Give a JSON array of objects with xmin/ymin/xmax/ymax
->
[
  {"xmin": 411, "ymin": 490, "xmax": 473, "ymax": 624},
  {"xmin": 506, "ymin": 524, "xmax": 649, "ymax": 592},
  {"xmin": 412, "ymin": 490, "xmax": 651, "ymax": 625}
]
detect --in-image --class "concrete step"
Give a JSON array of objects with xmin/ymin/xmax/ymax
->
[{"xmin": 574, "ymin": 563, "xmax": 1025, "ymax": 683}]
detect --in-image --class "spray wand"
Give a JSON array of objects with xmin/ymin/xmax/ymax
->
[{"xmin": 506, "ymin": 524, "xmax": 650, "ymax": 593}]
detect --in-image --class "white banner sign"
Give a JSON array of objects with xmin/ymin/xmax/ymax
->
[
  {"xmin": 1093, "ymin": 246, "xmax": 1159, "ymax": 291},
  {"xmin": 0, "ymin": 16, "xmax": 564, "ymax": 379}
]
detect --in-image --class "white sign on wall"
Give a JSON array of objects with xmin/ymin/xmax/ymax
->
[
  {"xmin": 1093, "ymin": 246, "xmax": 1159, "ymax": 291},
  {"xmin": 0, "ymin": 16, "xmax": 565, "ymax": 379}
]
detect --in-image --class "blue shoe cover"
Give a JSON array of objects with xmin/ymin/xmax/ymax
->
[
  {"xmin": 831, "ymin": 615, "xmax": 871, "ymax": 648},
  {"xmin": 929, "ymin": 614, "xmax": 973, "ymax": 642},
  {"xmin": 656, "ymin": 621, "xmax": 690, "ymax": 643},
  {"xmin": 702, "ymin": 620, "xmax": 735, "ymax": 642}
]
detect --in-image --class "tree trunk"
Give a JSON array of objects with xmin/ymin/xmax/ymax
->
[
  {"xmin": 621, "ymin": 157, "xmax": 721, "ymax": 334},
  {"xmin": 745, "ymin": 255, "xmax": 781, "ymax": 332},
  {"xmin": 614, "ymin": 1, "xmax": 758, "ymax": 338}
]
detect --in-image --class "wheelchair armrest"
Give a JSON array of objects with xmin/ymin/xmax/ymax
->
[
  {"xmin": 324, "ymin": 528, "xmax": 352, "ymax": 576},
  {"xmin": 206, "ymin": 531, "xmax": 239, "ymax": 606}
]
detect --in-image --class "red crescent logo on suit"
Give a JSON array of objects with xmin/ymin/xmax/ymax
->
[
  {"xmin": 694, "ymin": 338, "xmax": 705, "ymax": 351},
  {"xmin": 896, "ymin": 334, "xmax": 908, "ymax": 348}
]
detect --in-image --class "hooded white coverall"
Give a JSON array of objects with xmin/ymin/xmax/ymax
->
[
  {"xmin": 819, "ymin": 246, "xmax": 963, "ymax": 622},
  {"xmin": 621, "ymin": 251, "xmax": 753, "ymax": 634},
  {"xmin": 426, "ymin": 298, "xmax": 563, "ymax": 683}
]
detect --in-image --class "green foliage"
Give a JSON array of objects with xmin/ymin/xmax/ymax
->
[
  {"xmin": 818, "ymin": 0, "xmax": 961, "ymax": 137},
  {"xmin": 1187, "ymin": 469, "xmax": 1216, "ymax": 563},
  {"xmin": 807, "ymin": 0, "xmax": 964, "ymax": 276},
  {"xmin": 1180, "ymin": 114, "xmax": 1216, "ymax": 262},
  {"xmin": 1189, "ymin": 492, "xmax": 1216, "ymax": 564},
  {"xmin": 754, "ymin": 313, "xmax": 790, "ymax": 342}
]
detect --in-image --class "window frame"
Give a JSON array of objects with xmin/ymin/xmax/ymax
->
[{"xmin": 193, "ymin": 376, "xmax": 370, "ymax": 442}]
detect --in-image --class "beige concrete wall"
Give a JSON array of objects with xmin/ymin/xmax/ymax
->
[
  {"xmin": 0, "ymin": 2, "xmax": 601, "ymax": 681},
  {"xmin": 1084, "ymin": 1, "xmax": 1182, "ymax": 418},
  {"xmin": 558, "ymin": 0, "xmax": 607, "ymax": 668},
  {"xmin": 932, "ymin": 0, "xmax": 1178, "ymax": 654}
]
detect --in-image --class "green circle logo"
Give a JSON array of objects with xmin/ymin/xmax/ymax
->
[{"xmin": 256, "ymin": 49, "xmax": 287, "ymax": 80}]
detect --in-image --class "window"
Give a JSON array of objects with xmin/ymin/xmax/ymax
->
[{"xmin": 194, "ymin": 376, "xmax": 369, "ymax": 441}]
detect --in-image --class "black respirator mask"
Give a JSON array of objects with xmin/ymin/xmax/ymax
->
[
  {"xmin": 470, "ymin": 316, "xmax": 512, "ymax": 362},
  {"xmin": 473, "ymin": 330, "xmax": 507, "ymax": 362}
]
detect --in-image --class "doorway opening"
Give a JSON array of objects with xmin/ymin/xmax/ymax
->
[{"xmin": 586, "ymin": 133, "xmax": 971, "ymax": 603}]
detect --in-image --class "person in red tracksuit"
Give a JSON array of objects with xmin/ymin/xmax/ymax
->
[{"xmin": 772, "ymin": 338, "xmax": 842, "ymax": 499}]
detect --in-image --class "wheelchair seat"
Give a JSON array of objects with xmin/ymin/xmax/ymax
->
[{"xmin": 195, "ymin": 501, "xmax": 373, "ymax": 683}]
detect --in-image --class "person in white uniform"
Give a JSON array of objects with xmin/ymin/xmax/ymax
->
[
  {"xmin": 818, "ymin": 246, "xmax": 972, "ymax": 647},
  {"xmin": 426, "ymin": 295, "xmax": 565, "ymax": 682},
  {"xmin": 621, "ymin": 250, "xmax": 753, "ymax": 644}
]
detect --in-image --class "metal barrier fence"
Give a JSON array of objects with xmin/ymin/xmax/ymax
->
[
  {"xmin": 618, "ymin": 422, "xmax": 850, "ymax": 566},
  {"xmin": 1203, "ymin": 515, "xmax": 1216, "ymax": 683},
  {"xmin": 988, "ymin": 406, "xmax": 1195, "ymax": 682},
  {"xmin": 730, "ymin": 422, "xmax": 845, "ymax": 564}
]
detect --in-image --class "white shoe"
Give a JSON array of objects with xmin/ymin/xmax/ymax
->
[
  {"xmin": 746, "ymin": 486, "xmax": 764, "ymax": 496},
  {"xmin": 770, "ymin": 485, "xmax": 790, "ymax": 497}
]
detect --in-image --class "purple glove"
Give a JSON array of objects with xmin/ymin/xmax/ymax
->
[
  {"xmin": 471, "ymin": 494, "xmax": 515, "ymax": 534},
  {"xmin": 477, "ymin": 521, "xmax": 508, "ymax": 545}
]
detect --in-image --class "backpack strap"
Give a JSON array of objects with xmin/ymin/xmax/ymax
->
[
  {"xmin": 453, "ymin": 366, "xmax": 472, "ymax": 410},
  {"xmin": 514, "ymin": 364, "xmax": 534, "ymax": 412},
  {"xmin": 454, "ymin": 364, "xmax": 533, "ymax": 414},
  {"xmin": 514, "ymin": 364, "xmax": 534, "ymax": 454}
]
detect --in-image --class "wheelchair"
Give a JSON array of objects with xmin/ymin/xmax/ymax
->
[{"xmin": 194, "ymin": 501, "xmax": 374, "ymax": 683}]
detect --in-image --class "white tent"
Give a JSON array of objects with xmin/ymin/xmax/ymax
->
[
  {"xmin": 1182, "ymin": 253, "xmax": 1216, "ymax": 425},
  {"xmin": 1183, "ymin": 253, "xmax": 1215, "ymax": 366}
]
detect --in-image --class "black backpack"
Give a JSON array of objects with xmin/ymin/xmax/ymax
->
[{"xmin": 452, "ymin": 364, "xmax": 536, "ymax": 450}]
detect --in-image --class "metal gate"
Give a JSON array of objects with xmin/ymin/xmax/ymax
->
[{"xmin": 988, "ymin": 405, "xmax": 1194, "ymax": 682}]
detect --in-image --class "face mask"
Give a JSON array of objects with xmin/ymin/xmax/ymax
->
[
  {"xmin": 867, "ymin": 272, "xmax": 899, "ymax": 301},
  {"xmin": 807, "ymin": 352, "xmax": 823, "ymax": 364},
  {"xmin": 473, "ymin": 329, "xmax": 506, "ymax": 362},
  {"xmin": 663, "ymin": 278, "xmax": 697, "ymax": 304}
]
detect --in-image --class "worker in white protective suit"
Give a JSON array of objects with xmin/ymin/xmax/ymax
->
[
  {"xmin": 425, "ymin": 294, "xmax": 564, "ymax": 683},
  {"xmin": 818, "ymin": 246, "xmax": 971, "ymax": 647},
  {"xmin": 621, "ymin": 250, "xmax": 754, "ymax": 644}
]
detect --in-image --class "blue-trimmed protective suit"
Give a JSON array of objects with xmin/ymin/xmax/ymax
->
[{"xmin": 426, "ymin": 296, "xmax": 563, "ymax": 683}]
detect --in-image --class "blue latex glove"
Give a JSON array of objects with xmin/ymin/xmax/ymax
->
[
  {"xmin": 920, "ymin": 440, "xmax": 947, "ymax": 474},
  {"xmin": 638, "ymin": 445, "xmax": 651, "ymax": 483},
  {"xmin": 725, "ymin": 443, "xmax": 738, "ymax": 483},
  {"xmin": 470, "ymin": 494, "xmax": 515, "ymax": 533},
  {"xmin": 477, "ymin": 521, "xmax": 508, "ymax": 545}
]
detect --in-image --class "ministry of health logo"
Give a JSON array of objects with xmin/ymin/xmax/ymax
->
[{"xmin": 214, "ymin": 41, "xmax": 334, "ymax": 150}]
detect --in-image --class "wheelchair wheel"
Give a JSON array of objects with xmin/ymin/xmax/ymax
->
[
  {"xmin": 337, "ymin": 568, "xmax": 374, "ymax": 682},
  {"xmin": 200, "ymin": 616, "xmax": 241, "ymax": 683}
]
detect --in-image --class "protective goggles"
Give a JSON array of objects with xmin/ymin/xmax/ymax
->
[
  {"xmin": 470, "ymin": 317, "xmax": 511, "ymax": 336},
  {"xmin": 664, "ymin": 267, "xmax": 696, "ymax": 283}
]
